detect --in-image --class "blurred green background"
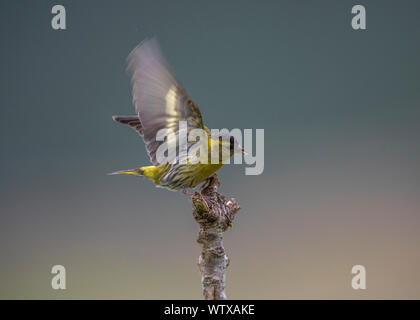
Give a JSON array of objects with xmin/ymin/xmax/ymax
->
[{"xmin": 0, "ymin": 0, "xmax": 419, "ymax": 299}]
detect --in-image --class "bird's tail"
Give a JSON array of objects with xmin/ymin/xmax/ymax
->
[
  {"xmin": 108, "ymin": 166, "xmax": 159, "ymax": 178},
  {"xmin": 108, "ymin": 168, "xmax": 144, "ymax": 176}
]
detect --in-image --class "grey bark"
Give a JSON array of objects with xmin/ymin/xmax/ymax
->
[{"xmin": 191, "ymin": 174, "xmax": 240, "ymax": 300}]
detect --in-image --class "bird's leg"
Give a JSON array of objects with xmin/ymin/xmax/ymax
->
[
  {"xmin": 199, "ymin": 173, "xmax": 221, "ymax": 205},
  {"xmin": 181, "ymin": 187, "xmax": 195, "ymax": 196},
  {"xmin": 197, "ymin": 179, "xmax": 212, "ymax": 205},
  {"xmin": 201, "ymin": 174, "xmax": 232, "ymax": 224},
  {"xmin": 200, "ymin": 177, "xmax": 212, "ymax": 190},
  {"xmin": 203, "ymin": 173, "xmax": 220, "ymax": 192}
]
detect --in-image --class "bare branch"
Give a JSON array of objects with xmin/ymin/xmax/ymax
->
[{"xmin": 191, "ymin": 174, "xmax": 240, "ymax": 300}]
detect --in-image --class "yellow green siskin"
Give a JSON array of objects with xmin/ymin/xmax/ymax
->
[{"xmin": 110, "ymin": 38, "xmax": 244, "ymax": 192}]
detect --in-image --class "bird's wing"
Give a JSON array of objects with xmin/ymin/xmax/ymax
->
[
  {"xmin": 127, "ymin": 38, "xmax": 204, "ymax": 165},
  {"xmin": 112, "ymin": 115, "xmax": 143, "ymax": 136}
]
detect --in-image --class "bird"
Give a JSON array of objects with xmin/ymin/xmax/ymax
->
[{"xmin": 110, "ymin": 38, "xmax": 245, "ymax": 192}]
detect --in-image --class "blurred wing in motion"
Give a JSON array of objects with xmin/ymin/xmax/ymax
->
[{"xmin": 127, "ymin": 38, "xmax": 204, "ymax": 165}]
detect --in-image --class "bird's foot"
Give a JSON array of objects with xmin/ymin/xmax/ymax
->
[
  {"xmin": 198, "ymin": 174, "xmax": 221, "ymax": 208},
  {"xmin": 181, "ymin": 188, "xmax": 195, "ymax": 196},
  {"xmin": 201, "ymin": 173, "xmax": 220, "ymax": 193},
  {"xmin": 200, "ymin": 177, "xmax": 212, "ymax": 190}
]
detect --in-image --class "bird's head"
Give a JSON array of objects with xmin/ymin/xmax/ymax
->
[{"xmin": 217, "ymin": 132, "xmax": 246, "ymax": 156}]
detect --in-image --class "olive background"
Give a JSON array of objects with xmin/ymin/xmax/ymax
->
[{"xmin": 1, "ymin": 0, "xmax": 419, "ymax": 298}]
